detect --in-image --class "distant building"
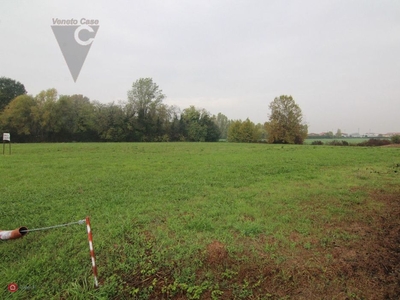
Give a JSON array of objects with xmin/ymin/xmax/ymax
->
[
  {"xmin": 365, "ymin": 132, "xmax": 378, "ymax": 138},
  {"xmin": 349, "ymin": 133, "xmax": 361, "ymax": 138},
  {"xmin": 383, "ymin": 132, "xmax": 400, "ymax": 137}
]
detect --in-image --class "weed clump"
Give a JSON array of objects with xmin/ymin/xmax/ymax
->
[{"xmin": 311, "ymin": 140, "xmax": 324, "ymax": 145}]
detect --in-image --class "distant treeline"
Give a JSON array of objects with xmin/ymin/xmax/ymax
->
[
  {"xmin": 0, "ymin": 79, "xmax": 267, "ymax": 143},
  {"xmin": 0, "ymin": 90, "xmax": 225, "ymax": 143},
  {"xmin": 1, "ymin": 77, "xmax": 309, "ymax": 144}
]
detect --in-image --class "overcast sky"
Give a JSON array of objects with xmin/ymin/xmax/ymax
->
[{"xmin": 1, "ymin": 0, "xmax": 399, "ymax": 134}]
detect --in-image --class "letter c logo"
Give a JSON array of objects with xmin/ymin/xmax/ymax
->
[{"xmin": 74, "ymin": 25, "xmax": 94, "ymax": 46}]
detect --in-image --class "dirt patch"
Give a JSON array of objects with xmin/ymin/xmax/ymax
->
[
  {"xmin": 289, "ymin": 231, "xmax": 302, "ymax": 243},
  {"xmin": 383, "ymin": 144, "xmax": 400, "ymax": 148},
  {"xmin": 206, "ymin": 240, "xmax": 228, "ymax": 265}
]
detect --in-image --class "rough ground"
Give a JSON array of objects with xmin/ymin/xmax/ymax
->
[
  {"xmin": 121, "ymin": 189, "xmax": 400, "ymax": 300},
  {"xmin": 202, "ymin": 190, "xmax": 400, "ymax": 299}
]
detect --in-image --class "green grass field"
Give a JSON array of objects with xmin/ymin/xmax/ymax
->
[{"xmin": 1, "ymin": 143, "xmax": 399, "ymax": 299}]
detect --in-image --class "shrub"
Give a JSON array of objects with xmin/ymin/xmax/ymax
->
[
  {"xmin": 327, "ymin": 140, "xmax": 349, "ymax": 146},
  {"xmin": 358, "ymin": 139, "xmax": 391, "ymax": 146},
  {"xmin": 311, "ymin": 140, "xmax": 324, "ymax": 145},
  {"xmin": 327, "ymin": 140, "xmax": 340, "ymax": 146},
  {"xmin": 391, "ymin": 135, "xmax": 400, "ymax": 144}
]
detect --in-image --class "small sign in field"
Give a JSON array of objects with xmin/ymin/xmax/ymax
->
[{"xmin": 3, "ymin": 133, "xmax": 11, "ymax": 155}]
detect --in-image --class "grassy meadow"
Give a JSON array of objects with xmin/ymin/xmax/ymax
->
[{"xmin": 0, "ymin": 143, "xmax": 399, "ymax": 299}]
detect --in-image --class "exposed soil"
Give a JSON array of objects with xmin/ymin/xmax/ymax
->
[
  {"xmin": 383, "ymin": 144, "xmax": 400, "ymax": 148},
  {"xmin": 200, "ymin": 190, "xmax": 400, "ymax": 299},
  {"xmin": 118, "ymin": 189, "xmax": 400, "ymax": 299},
  {"xmin": 206, "ymin": 240, "xmax": 229, "ymax": 265}
]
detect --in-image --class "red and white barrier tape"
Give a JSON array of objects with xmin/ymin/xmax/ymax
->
[
  {"xmin": 2, "ymin": 218, "xmax": 99, "ymax": 288},
  {"xmin": 86, "ymin": 216, "xmax": 99, "ymax": 288}
]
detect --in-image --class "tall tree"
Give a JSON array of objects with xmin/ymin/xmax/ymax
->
[
  {"xmin": 95, "ymin": 101, "xmax": 127, "ymax": 142},
  {"xmin": 213, "ymin": 113, "xmax": 230, "ymax": 140},
  {"xmin": 240, "ymin": 118, "xmax": 260, "ymax": 142},
  {"xmin": 203, "ymin": 115, "xmax": 221, "ymax": 142},
  {"xmin": 227, "ymin": 120, "xmax": 242, "ymax": 142},
  {"xmin": 53, "ymin": 95, "xmax": 77, "ymax": 141},
  {"xmin": 181, "ymin": 106, "xmax": 220, "ymax": 142},
  {"xmin": 166, "ymin": 106, "xmax": 183, "ymax": 141},
  {"xmin": 0, "ymin": 95, "xmax": 36, "ymax": 141},
  {"xmin": 256, "ymin": 123, "xmax": 268, "ymax": 141},
  {"xmin": 227, "ymin": 119, "xmax": 260, "ymax": 143},
  {"xmin": 53, "ymin": 94, "xmax": 97, "ymax": 141},
  {"xmin": 265, "ymin": 95, "xmax": 307, "ymax": 144},
  {"xmin": 127, "ymin": 78, "xmax": 166, "ymax": 141},
  {"xmin": 181, "ymin": 106, "xmax": 207, "ymax": 142},
  {"xmin": 31, "ymin": 89, "xmax": 58, "ymax": 141},
  {"xmin": 0, "ymin": 77, "xmax": 27, "ymax": 111},
  {"xmin": 127, "ymin": 78, "xmax": 165, "ymax": 115},
  {"xmin": 335, "ymin": 129, "xmax": 342, "ymax": 138}
]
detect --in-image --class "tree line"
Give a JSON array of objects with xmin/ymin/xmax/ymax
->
[{"xmin": 0, "ymin": 77, "xmax": 308, "ymax": 144}]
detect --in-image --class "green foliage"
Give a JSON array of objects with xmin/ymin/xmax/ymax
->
[
  {"xmin": 181, "ymin": 106, "xmax": 220, "ymax": 142},
  {"xmin": 31, "ymin": 89, "xmax": 59, "ymax": 141},
  {"xmin": 0, "ymin": 94, "xmax": 36, "ymax": 138},
  {"xmin": 227, "ymin": 120, "xmax": 242, "ymax": 142},
  {"xmin": 126, "ymin": 78, "xmax": 169, "ymax": 141},
  {"xmin": 323, "ymin": 131, "xmax": 335, "ymax": 139},
  {"xmin": 0, "ymin": 78, "xmax": 223, "ymax": 143},
  {"xmin": 327, "ymin": 140, "xmax": 350, "ymax": 146},
  {"xmin": 305, "ymin": 138, "xmax": 369, "ymax": 145},
  {"xmin": 127, "ymin": 78, "xmax": 165, "ymax": 116},
  {"xmin": 391, "ymin": 135, "xmax": 400, "ymax": 144},
  {"xmin": 357, "ymin": 138, "xmax": 391, "ymax": 146},
  {"xmin": 0, "ymin": 76, "xmax": 27, "ymax": 111},
  {"xmin": 0, "ymin": 89, "xmax": 101, "ymax": 142},
  {"xmin": 255, "ymin": 122, "xmax": 268, "ymax": 141},
  {"xmin": 240, "ymin": 118, "xmax": 259, "ymax": 142},
  {"xmin": 213, "ymin": 113, "xmax": 230, "ymax": 140},
  {"xmin": 227, "ymin": 118, "xmax": 260, "ymax": 142},
  {"xmin": 95, "ymin": 101, "xmax": 128, "ymax": 142},
  {"xmin": 53, "ymin": 94, "xmax": 98, "ymax": 142},
  {"xmin": 265, "ymin": 95, "xmax": 307, "ymax": 144}
]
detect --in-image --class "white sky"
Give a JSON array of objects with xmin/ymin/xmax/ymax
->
[{"xmin": 1, "ymin": 0, "xmax": 399, "ymax": 134}]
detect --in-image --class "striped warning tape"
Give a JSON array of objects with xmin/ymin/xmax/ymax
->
[
  {"xmin": 2, "ymin": 217, "xmax": 99, "ymax": 288},
  {"xmin": 85, "ymin": 217, "xmax": 99, "ymax": 288}
]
